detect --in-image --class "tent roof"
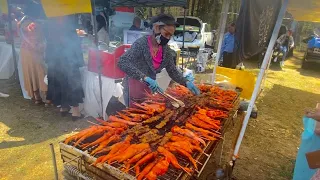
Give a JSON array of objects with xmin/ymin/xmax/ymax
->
[
  {"xmin": 108, "ymin": 0, "xmax": 188, "ymax": 7},
  {"xmin": 288, "ymin": 0, "xmax": 320, "ymax": 22}
]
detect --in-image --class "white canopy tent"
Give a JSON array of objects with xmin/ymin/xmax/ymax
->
[
  {"xmin": 211, "ymin": 0, "xmax": 320, "ymax": 169},
  {"xmin": 1, "ymin": 0, "xmax": 189, "ymax": 117}
]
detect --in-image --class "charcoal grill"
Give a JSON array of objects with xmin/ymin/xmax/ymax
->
[{"xmin": 60, "ymin": 90, "xmax": 241, "ymax": 180}]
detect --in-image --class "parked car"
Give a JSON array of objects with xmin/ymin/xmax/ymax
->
[
  {"xmin": 169, "ymin": 16, "xmax": 213, "ymax": 49},
  {"xmin": 302, "ymin": 35, "xmax": 320, "ymax": 68}
]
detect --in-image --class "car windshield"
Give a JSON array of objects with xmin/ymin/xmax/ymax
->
[{"xmin": 176, "ymin": 25, "xmax": 200, "ymax": 32}]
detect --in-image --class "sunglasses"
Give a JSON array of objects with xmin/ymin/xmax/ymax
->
[{"xmin": 161, "ymin": 27, "xmax": 174, "ymax": 37}]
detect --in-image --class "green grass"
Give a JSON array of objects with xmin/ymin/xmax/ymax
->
[{"xmin": 230, "ymin": 52, "xmax": 320, "ymax": 180}]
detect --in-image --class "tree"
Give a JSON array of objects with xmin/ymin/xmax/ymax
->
[
  {"xmin": 160, "ymin": 7, "xmax": 165, "ymax": 13},
  {"xmin": 135, "ymin": 0, "xmax": 230, "ymax": 32},
  {"xmin": 190, "ymin": 0, "xmax": 195, "ymax": 16},
  {"xmin": 148, "ymin": 8, "xmax": 152, "ymax": 18}
]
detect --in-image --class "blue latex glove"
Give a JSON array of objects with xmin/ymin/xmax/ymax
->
[
  {"xmin": 144, "ymin": 77, "xmax": 163, "ymax": 93},
  {"xmin": 186, "ymin": 81, "xmax": 200, "ymax": 95},
  {"xmin": 185, "ymin": 74, "xmax": 195, "ymax": 82}
]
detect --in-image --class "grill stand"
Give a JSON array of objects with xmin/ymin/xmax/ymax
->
[{"xmin": 60, "ymin": 92, "xmax": 241, "ymax": 180}]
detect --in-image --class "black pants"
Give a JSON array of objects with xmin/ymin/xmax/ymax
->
[{"xmin": 222, "ymin": 52, "xmax": 234, "ymax": 68}]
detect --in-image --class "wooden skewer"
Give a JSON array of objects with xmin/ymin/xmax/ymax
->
[
  {"xmin": 109, "ymin": 161, "xmax": 117, "ymax": 166},
  {"xmin": 199, "ymin": 150, "xmax": 210, "ymax": 157},
  {"xmin": 195, "ymin": 160, "xmax": 203, "ymax": 166},
  {"xmin": 135, "ymin": 172, "xmax": 141, "ymax": 177},
  {"xmin": 178, "ymin": 164, "xmax": 192, "ymax": 176},
  {"xmin": 211, "ymin": 129, "xmax": 222, "ymax": 135},
  {"xmin": 128, "ymin": 164, "xmax": 137, "ymax": 171},
  {"xmin": 87, "ymin": 120, "xmax": 101, "ymax": 126},
  {"xmin": 203, "ymin": 153, "xmax": 210, "ymax": 157},
  {"xmin": 199, "ymin": 136, "xmax": 211, "ymax": 141}
]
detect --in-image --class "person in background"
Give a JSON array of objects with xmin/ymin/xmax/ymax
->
[
  {"xmin": 274, "ymin": 29, "xmax": 294, "ymax": 67},
  {"xmin": 306, "ymin": 108, "xmax": 320, "ymax": 121},
  {"xmin": 220, "ymin": 23, "xmax": 236, "ymax": 68},
  {"xmin": 19, "ymin": 3, "xmax": 48, "ymax": 105},
  {"xmin": 96, "ymin": 14, "xmax": 109, "ymax": 48},
  {"xmin": 292, "ymin": 107, "xmax": 320, "ymax": 180},
  {"xmin": 45, "ymin": 15, "xmax": 85, "ymax": 120},
  {"xmin": 118, "ymin": 14, "xmax": 200, "ymax": 107},
  {"xmin": 129, "ymin": 17, "xmax": 142, "ymax": 31}
]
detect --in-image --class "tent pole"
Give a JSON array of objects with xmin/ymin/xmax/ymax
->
[
  {"xmin": 211, "ymin": 0, "xmax": 230, "ymax": 84},
  {"xmin": 7, "ymin": 2, "xmax": 18, "ymax": 81},
  {"xmin": 231, "ymin": 0, "xmax": 289, "ymax": 163},
  {"xmin": 260, "ymin": 49, "xmax": 273, "ymax": 92},
  {"xmin": 182, "ymin": 7, "xmax": 186, "ymax": 69},
  {"xmin": 91, "ymin": 0, "xmax": 104, "ymax": 118}
]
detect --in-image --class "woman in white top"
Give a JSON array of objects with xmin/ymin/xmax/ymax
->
[{"xmin": 96, "ymin": 15, "xmax": 109, "ymax": 48}]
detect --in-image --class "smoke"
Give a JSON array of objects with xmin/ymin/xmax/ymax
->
[{"xmin": 43, "ymin": 15, "xmax": 84, "ymax": 88}]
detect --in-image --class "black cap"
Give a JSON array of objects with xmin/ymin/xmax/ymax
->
[{"xmin": 151, "ymin": 14, "xmax": 179, "ymax": 27}]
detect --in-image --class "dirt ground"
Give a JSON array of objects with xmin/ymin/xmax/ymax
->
[{"xmin": 0, "ymin": 52, "xmax": 319, "ymax": 180}]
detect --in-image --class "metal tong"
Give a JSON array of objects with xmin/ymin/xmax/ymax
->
[
  {"xmin": 155, "ymin": 88, "xmax": 185, "ymax": 108},
  {"xmin": 144, "ymin": 81, "xmax": 185, "ymax": 108}
]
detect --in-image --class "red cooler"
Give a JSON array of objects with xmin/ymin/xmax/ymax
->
[{"xmin": 88, "ymin": 44, "xmax": 131, "ymax": 79}]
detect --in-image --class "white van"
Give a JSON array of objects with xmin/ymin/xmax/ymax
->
[{"xmin": 170, "ymin": 16, "xmax": 213, "ymax": 49}]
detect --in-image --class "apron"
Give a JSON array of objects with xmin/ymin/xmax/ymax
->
[
  {"xmin": 127, "ymin": 36, "xmax": 163, "ymax": 107},
  {"xmin": 128, "ymin": 78, "xmax": 151, "ymax": 107}
]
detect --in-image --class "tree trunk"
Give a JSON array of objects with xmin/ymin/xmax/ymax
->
[
  {"xmin": 196, "ymin": 0, "xmax": 202, "ymax": 17},
  {"xmin": 148, "ymin": 8, "xmax": 152, "ymax": 18},
  {"xmin": 190, "ymin": 0, "xmax": 195, "ymax": 16},
  {"xmin": 160, "ymin": 7, "xmax": 165, "ymax": 13}
]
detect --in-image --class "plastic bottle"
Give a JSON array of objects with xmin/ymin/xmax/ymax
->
[{"xmin": 216, "ymin": 169, "xmax": 225, "ymax": 180}]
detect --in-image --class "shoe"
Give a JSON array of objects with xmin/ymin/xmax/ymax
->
[
  {"xmin": 45, "ymin": 101, "xmax": 53, "ymax": 108},
  {"xmin": 280, "ymin": 61, "xmax": 285, "ymax": 67},
  {"xmin": 34, "ymin": 99, "xmax": 43, "ymax": 105},
  {"xmin": 45, "ymin": 103, "xmax": 53, "ymax": 108},
  {"xmin": 60, "ymin": 111, "xmax": 69, "ymax": 117},
  {"xmin": 273, "ymin": 57, "xmax": 278, "ymax": 62},
  {"xmin": 60, "ymin": 107, "xmax": 71, "ymax": 117},
  {"xmin": 72, "ymin": 114, "xmax": 85, "ymax": 121},
  {"xmin": 0, "ymin": 92, "xmax": 9, "ymax": 98}
]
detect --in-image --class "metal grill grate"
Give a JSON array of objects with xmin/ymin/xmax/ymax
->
[{"xmin": 60, "ymin": 91, "xmax": 241, "ymax": 180}]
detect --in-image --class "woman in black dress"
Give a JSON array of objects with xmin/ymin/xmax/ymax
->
[{"xmin": 45, "ymin": 15, "xmax": 84, "ymax": 120}]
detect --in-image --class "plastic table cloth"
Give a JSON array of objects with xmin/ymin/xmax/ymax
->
[
  {"xmin": 0, "ymin": 41, "xmax": 29, "ymax": 99},
  {"xmin": 0, "ymin": 42, "xmax": 15, "ymax": 80}
]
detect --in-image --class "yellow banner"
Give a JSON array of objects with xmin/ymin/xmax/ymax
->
[
  {"xmin": 288, "ymin": 0, "xmax": 320, "ymax": 22},
  {"xmin": 0, "ymin": 0, "xmax": 8, "ymax": 14},
  {"xmin": 41, "ymin": 0, "xmax": 92, "ymax": 17}
]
